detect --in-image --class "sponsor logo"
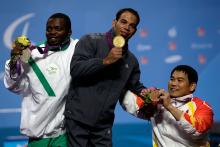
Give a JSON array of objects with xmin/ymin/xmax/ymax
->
[
  {"xmin": 140, "ymin": 56, "xmax": 148, "ymax": 64},
  {"xmin": 165, "ymin": 55, "xmax": 182, "ymax": 64},
  {"xmin": 197, "ymin": 27, "xmax": 205, "ymax": 37},
  {"xmin": 137, "ymin": 44, "xmax": 152, "ymax": 51},
  {"xmin": 168, "ymin": 41, "xmax": 177, "ymax": 50},
  {"xmin": 198, "ymin": 54, "xmax": 206, "ymax": 64},
  {"xmin": 191, "ymin": 43, "xmax": 213, "ymax": 50},
  {"xmin": 168, "ymin": 27, "xmax": 177, "ymax": 38},
  {"xmin": 139, "ymin": 28, "xmax": 148, "ymax": 38}
]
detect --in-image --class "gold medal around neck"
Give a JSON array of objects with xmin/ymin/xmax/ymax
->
[{"xmin": 113, "ymin": 35, "xmax": 125, "ymax": 48}]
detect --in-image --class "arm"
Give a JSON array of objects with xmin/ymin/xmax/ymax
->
[
  {"xmin": 160, "ymin": 92, "xmax": 184, "ymax": 121},
  {"xmin": 70, "ymin": 35, "xmax": 105, "ymax": 81},
  {"xmin": 121, "ymin": 90, "xmax": 157, "ymax": 120},
  {"xmin": 179, "ymin": 98, "xmax": 214, "ymax": 135},
  {"xmin": 4, "ymin": 56, "xmax": 29, "ymax": 95},
  {"xmin": 160, "ymin": 92, "xmax": 214, "ymax": 138},
  {"xmin": 121, "ymin": 90, "xmax": 145, "ymax": 116},
  {"xmin": 70, "ymin": 34, "xmax": 123, "ymax": 81}
]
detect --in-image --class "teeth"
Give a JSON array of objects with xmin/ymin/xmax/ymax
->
[
  {"xmin": 50, "ymin": 38, "xmax": 57, "ymax": 41},
  {"xmin": 170, "ymin": 89, "xmax": 177, "ymax": 92}
]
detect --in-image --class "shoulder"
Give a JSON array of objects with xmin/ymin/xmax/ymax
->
[
  {"xmin": 36, "ymin": 41, "xmax": 46, "ymax": 47},
  {"xmin": 70, "ymin": 38, "xmax": 79, "ymax": 45},
  {"xmin": 80, "ymin": 33, "xmax": 105, "ymax": 41},
  {"xmin": 192, "ymin": 97, "xmax": 213, "ymax": 110}
]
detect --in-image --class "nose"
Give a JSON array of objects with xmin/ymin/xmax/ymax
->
[
  {"xmin": 123, "ymin": 24, "xmax": 130, "ymax": 31},
  {"xmin": 171, "ymin": 80, "xmax": 178, "ymax": 86},
  {"xmin": 48, "ymin": 28, "xmax": 56, "ymax": 35}
]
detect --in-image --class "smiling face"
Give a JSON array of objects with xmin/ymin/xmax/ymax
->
[
  {"xmin": 46, "ymin": 17, "xmax": 71, "ymax": 46},
  {"xmin": 168, "ymin": 70, "xmax": 196, "ymax": 98},
  {"xmin": 112, "ymin": 11, "xmax": 138, "ymax": 40}
]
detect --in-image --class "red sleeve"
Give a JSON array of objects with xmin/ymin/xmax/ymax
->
[
  {"xmin": 136, "ymin": 96, "xmax": 144, "ymax": 108},
  {"xmin": 184, "ymin": 97, "xmax": 214, "ymax": 133}
]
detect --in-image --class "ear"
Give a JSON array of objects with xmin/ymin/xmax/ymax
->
[
  {"xmin": 190, "ymin": 83, "xmax": 197, "ymax": 92},
  {"xmin": 68, "ymin": 30, "xmax": 72, "ymax": 37},
  {"xmin": 112, "ymin": 19, "xmax": 117, "ymax": 27}
]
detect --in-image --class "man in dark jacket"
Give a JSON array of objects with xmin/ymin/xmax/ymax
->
[{"xmin": 65, "ymin": 8, "xmax": 148, "ymax": 147}]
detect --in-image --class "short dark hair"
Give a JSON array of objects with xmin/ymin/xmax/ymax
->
[
  {"xmin": 48, "ymin": 13, "xmax": 71, "ymax": 32},
  {"xmin": 116, "ymin": 8, "xmax": 140, "ymax": 27},
  {"xmin": 171, "ymin": 65, "xmax": 198, "ymax": 84}
]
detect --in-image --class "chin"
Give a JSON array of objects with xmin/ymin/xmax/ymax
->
[
  {"xmin": 169, "ymin": 92, "xmax": 179, "ymax": 98},
  {"xmin": 48, "ymin": 42, "xmax": 59, "ymax": 46}
]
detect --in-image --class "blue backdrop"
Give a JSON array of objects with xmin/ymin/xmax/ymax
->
[{"xmin": 0, "ymin": 0, "xmax": 220, "ymax": 146}]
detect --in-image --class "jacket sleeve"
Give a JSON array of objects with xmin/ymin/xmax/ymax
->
[
  {"xmin": 121, "ymin": 90, "xmax": 155, "ymax": 120},
  {"xmin": 4, "ymin": 60, "xmax": 29, "ymax": 95},
  {"xmin": 177, "ymin": 98, "xmax": 214, "ymax": 138},
  {"xmin": 70, "ymin": 35, "xmax": 107, "ymax": 81},
  {"xmin": 121, "ymin": 90, "xmax": 144, "ymax": 116}
]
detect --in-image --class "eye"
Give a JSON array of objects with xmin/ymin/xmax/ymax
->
[
  {"xmin": 55, "ymin": 26, "xmax": 63, "ymax": 31},
  {"xmin": 129, "ymin": 24, "xmax": 136, "ymax": 29},
  {"xmin": 46, "ymin": 27, "xmax": 52, "ymax": 32},
  {"xmin": 177, "ymin": 79, "xmax": 185, "ymax": 83},
  {"xmin": 120, "ymin": 19, "xmax": 127, "ymax": 24}
]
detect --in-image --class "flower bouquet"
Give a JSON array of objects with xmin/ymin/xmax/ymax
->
[
  {"xmin": 12, "ymin": 35, "xmax": 31, "ymax": 63},
  {"xmin": 141, "ymin": 87, "xmax": 160, "ymax": 106}
]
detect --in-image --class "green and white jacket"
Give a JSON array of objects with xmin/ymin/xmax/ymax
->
[{"xmin": 4, "ymin": 38, "xmax": 78, "ymax": 138}]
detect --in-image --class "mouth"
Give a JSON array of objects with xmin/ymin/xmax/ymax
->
[
  {"xmin": 169, "ymin": 88, "xmax": 178, "ymax": 93},
  {"xmin": 47, "ymin": 37, "xmax": 59, "ymax": 45},
  {"xmin": 120, "ymin": 32, "xmax": 129, "ymax": 38},
  {"xmin": 48, "ymin": 37, "xmax": 57, "ymax": 41}
]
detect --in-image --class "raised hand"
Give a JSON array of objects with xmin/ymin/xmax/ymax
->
[
  {"xmin": 159, "ymin": 90, "xmax": 172, "ymax": 109},
  {"xmin": 103, "ymin": 47, "xmax": 123, "ymax": 65}
]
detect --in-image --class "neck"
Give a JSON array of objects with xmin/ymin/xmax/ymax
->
[
  {"xmin": 172, "ymin": 94, "xmax": 193, "ymax": 102},
  {"xmin": 47, "ymin": 37, "xmax": 70, "ymax": 51}
]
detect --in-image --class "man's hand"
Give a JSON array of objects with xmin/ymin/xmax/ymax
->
[
  {"xmin": 159, "ymin": 91, "xmax": 172, "ymax": 109},
  {"xmin": 11, "ymin": 42, "xmax": 23, "ymax": 57},
  {"xmin": 159, "ymin": 90, "xmax": 183, "ymax": 121},
  {"xmin": 140, "ymin": 88, "xmax": 163, "ymax": 106},
  {"xmin": 103, "ymin": 47, "xmax": 123, "ymax": 65}
]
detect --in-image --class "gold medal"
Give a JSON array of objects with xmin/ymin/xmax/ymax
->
[
  {"xmin": 20, "ymin": 48, "xmax": 31, "ymax": 63},
  {"xmin": 113, "ymin": 35, "xmax": 125, "ymax": 48}
]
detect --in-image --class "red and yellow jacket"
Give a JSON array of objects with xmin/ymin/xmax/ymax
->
[{"xmin": 122, "ymin": 91, "xmax": 214, "ymax": 147}]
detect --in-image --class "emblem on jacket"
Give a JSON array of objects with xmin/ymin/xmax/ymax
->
[{"xmin": 46, "ymin": 63, "xmax": 59, "ymax": 76}]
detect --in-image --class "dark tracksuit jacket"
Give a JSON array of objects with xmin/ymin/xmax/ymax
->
[{"xmin": 65, "ymin": 31, "xmax": 145, "ymax": 128}]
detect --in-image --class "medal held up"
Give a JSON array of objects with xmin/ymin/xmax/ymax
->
[
  {"xmin": 113, "ymin": 35, "xmax": 125, "ymax": 48},
  {"xmin": 13, "ymin": 35, "xmax": 31, "ymax": 63}
]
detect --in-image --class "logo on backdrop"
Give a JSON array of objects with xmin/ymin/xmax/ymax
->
[{"xmin": 3, "ymin": 13, "xmax": 35, "ymax": 49}]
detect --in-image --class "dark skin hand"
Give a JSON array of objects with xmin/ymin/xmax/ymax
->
[{"xmin": 103, "ymin": 47, "xmax": 123, "ymax": 65}]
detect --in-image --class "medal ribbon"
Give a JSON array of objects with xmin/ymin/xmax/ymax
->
[
  {"xmin": 27, "ymin": 39, "xmax": 70, "ymax": 96},
  {"xmin": 11, "ymin": 38, "xmax": 70, "ymax": 96},
  {"xmin": 105, "ymin": 29, "xmax": 114, "ymax": 50}
]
